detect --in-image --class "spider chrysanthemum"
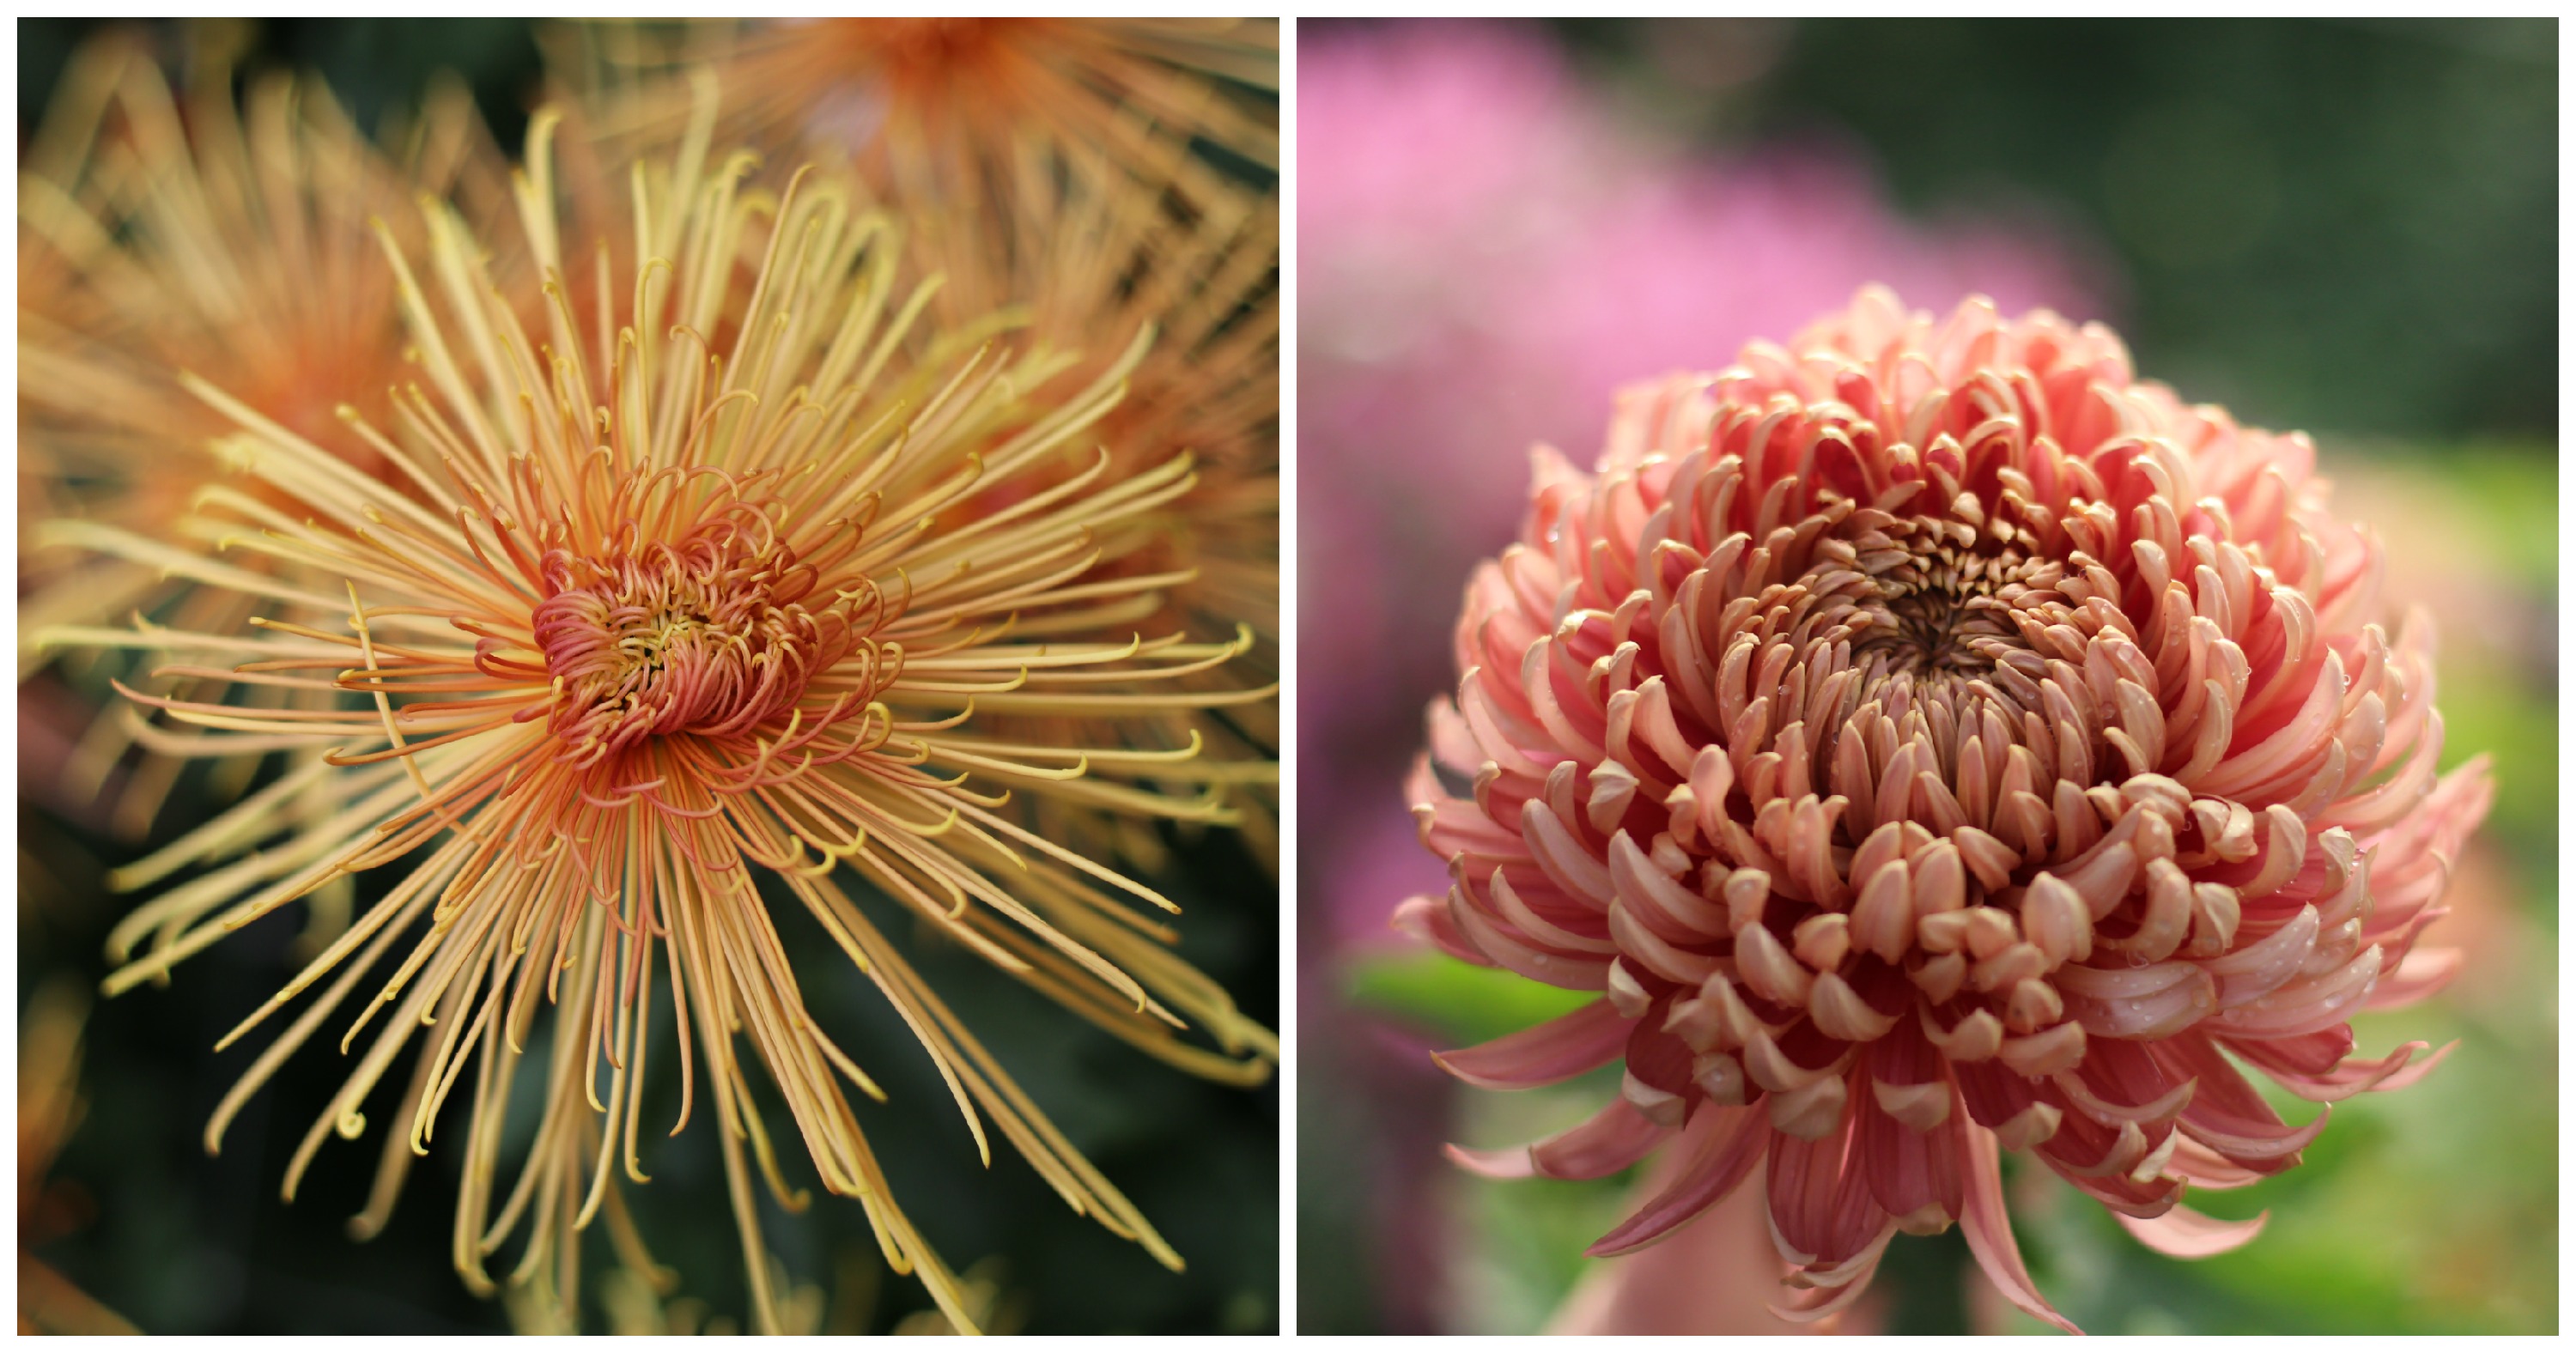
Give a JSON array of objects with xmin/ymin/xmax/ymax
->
[
  {"xmin": 53, "ymin": 118, "xmax": 1275, "ymax": 1333},
  {"xmin": 19, "ymin": 30, "xmax": 500, "ymax": 831},
  {"xmin": 1399, "ymin": 288, "xmax": 2488, "ymax": 1331}
]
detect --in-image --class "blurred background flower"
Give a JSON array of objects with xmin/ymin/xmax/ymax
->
[
  {"xmin": 1298, "ymin": 17, "xmax": 2555, "ymax": 1335},
  {"xmin": 18, "ymin": 17, "xmax": 1279, "ymax": 1334}
]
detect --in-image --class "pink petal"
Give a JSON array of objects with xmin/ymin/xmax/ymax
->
[
  {"xmin": 2166, "ymin": 1134, "xmax": 2266, "ymax": 1190},
  {"xmin": 1534, "ymin": 1096, "xmax": 1676, "ymax": 1179},
  {"xmin": 2224, "ymin": 1024, "xmax": 2354, "ymax": 1077},
  {"xmin": 1391, "ymin": 893, "xmax": 1490, "ymax": 966},
  {"xmin": 2231, "ymin": 1037, "xmax": 2455, "ymax": 1103},
  {"xmin": 1855, "ymin": 1072, "xmax": 1965, "ymax": 1229},
  {"xmin": 1588, "ymin": 1101, "xmax": 1769, "ymax": 1257},
  {"xmin": 1432, "ymin": 997, "xmax": 1631, "ymax": 1090},
  {"xmin": 1443, "ymin": 1139, "xmax": 1540, "ymax": 1180},
  {"xmin": 2150, "ymin": 1034, "xmax": 2334, "ymax": 1163},
  {"xmin": 1767, "ymin": 1098, "xmax": 1887, "ymax": 1270},
  {"xmin": 2366, "ymin": 946, "xmax": 2463, "ymax": 1010},
  {"xmin": 2115, "ymin": 1202, "xmax": 2269, "ymax": 1258},
  {"xmin": 1768, "ymin": 1226, "xmax": 1898, "ymax": 1326},
  {"xmin": 1959, "ymin": 1123, "xmax": 2084, "ymax": 1336},
  {"xmin": 1444, "ymin": 1093, "xmax": 1675, "ymax": 1181}
]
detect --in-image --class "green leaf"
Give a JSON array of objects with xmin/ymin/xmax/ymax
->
[{"xmin": 1344, "ymin": 950, "xmax": 1595, "ymax": 1047}]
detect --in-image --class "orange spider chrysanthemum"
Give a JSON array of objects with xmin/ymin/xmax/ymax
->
[
  {"xmin": 18, "ymin": 30, "xmax": 502, "ymax": 830},
  {"xmin": 46, "ymin": 118, "xmax": 1275, "ymax": 1333},
  {"xmin": 1401, "ymin": 288, "xmax": 2488, "ymax": 1331}
]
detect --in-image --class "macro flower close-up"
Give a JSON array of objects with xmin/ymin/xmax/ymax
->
[
  {"xmin": 550, "ymin": 16, "xmax": 1285, "ymax": 873},
  {"xmin": 20, "ymin": 16, "xmax": 1278, "ymax": 1335}
]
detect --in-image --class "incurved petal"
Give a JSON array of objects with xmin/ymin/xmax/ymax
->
[{"xmin": 1444, "ymin": 1094, "xmax": 1673, "ymax": 1180}]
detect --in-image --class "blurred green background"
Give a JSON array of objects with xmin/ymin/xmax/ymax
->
[
  {"xmin": 1555, "ymin": 17, "xmax": 2557, "ymax": 441},
  {"xmin": 1303, "ymin": 16, "xmax": 2555, "ymax": 1336},
  {"xmin": 16, "ymin": 16, "xmax": 1278, "ymax": 1336}
]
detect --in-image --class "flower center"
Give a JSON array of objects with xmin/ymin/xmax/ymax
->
[
  {"xmin": 1845, "ymin": 519, "xmax": 2046, "ymax": 679},
  {"xmin": 533, "ymin": 530, "xmax": 856, "ymax": 765}
]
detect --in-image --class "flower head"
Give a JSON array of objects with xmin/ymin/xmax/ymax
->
[
  {"xmin": 61, "ymin": 117, "xmax": 1273, "ymax": 1332},
  {"xmin": 1400, "ymin": 288, "xmax": 2488, "ymax": 1330},
  {"xmin": 19, "ymin": 28, "xmax": 495, "ymax": 555}
]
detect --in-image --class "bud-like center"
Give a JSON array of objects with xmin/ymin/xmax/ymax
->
[
  {"xmin": 533, "ymin": 531, "xmax": 856, "ymax": 766},
  {"xmin": 1845, "ymin": 515, "xmax": 2047, "ymax": 680}
]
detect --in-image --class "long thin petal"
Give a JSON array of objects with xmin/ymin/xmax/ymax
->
[
  {"xmin": 1443, "ymin": 1095, "xmax": 1672, "ymax": 1181},
  {"xmin": 1432, "ymin": 998, "xmax": 1629, "ymax": 1090},
  {"xmin": 1959, "ymin": 1120, "xmax": 2082, "ymax": 1336},
  {"xmin": 1588, "ymin": 1101, "xmax": 1768, "ymax": 1257}
]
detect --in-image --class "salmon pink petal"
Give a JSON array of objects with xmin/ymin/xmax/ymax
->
[
  {"xmin": 1768, "ymin": 1226, "xmax": 1899, "ymax": 1325},
  {"xmin": 1396, "ymin": 286, "xmax": 2488, "ymax": 1329},
  {"xmin": 1766, "ymin": 1092, "xmax": 1891, "ymax": 1268},
  {"xmin": 2230, "ymin": 1038, "xmax": 2455, "ymax": 1103},
  {"xmin": 2152, "ymin": 1034, "xmax": 2332, "ymax": 1162},
  {"xmin": 2115, "ymin": 1203, "xmax": 2269, "ymax": 1258},
  {"xmin": 1433, "ymin": 998, "xmax": 1632, "ymax": 1090},
  {"xmin": 1445, "ymin": 1095, "xmax": 1674, "ymax": 1180},
  {"xmin": 1392, "ymin": 893, "xmax": 1491, "ymax": 966},
  {"xmin": 1854, "ymin": 1073, "xmax": 1966, "ymax": 1229},
  {"xmin": 2366, "ymin": 946, "xmax": 2464, "ymax": 1010},
  {"xmin": 1588, "ymin": 1103, "xmax": 1770, "ymax": 1257},
  {"xmin": 1960, "ymin": 1124, "xmax": 2083, "ymax": 1335},
  {"xmin": 2224, "ymin": 1024, "xmax": 2354, "ymax": 1077},
  {"xmin": 2167, "ymin": 1134, "xmax": 2268, "ymax": 1190}
]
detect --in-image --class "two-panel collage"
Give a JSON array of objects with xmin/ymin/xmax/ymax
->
[{"xmin": 7, "ymin": 14, "xmax": 2555, "ymax": 1340}]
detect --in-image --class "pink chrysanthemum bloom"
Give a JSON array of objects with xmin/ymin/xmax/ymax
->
[{"xmin": 1398, "ymin": 288, "xmax": 2490, "ymax": 1331}]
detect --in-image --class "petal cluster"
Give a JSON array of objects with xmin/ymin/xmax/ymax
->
[
  {"xmin": 532, "ymin": 489, "xmax": 872, "ymax": 762},
  {"xmin": 1402, "ymin": 288, "xmax": 2489, "ymax": 1329}
]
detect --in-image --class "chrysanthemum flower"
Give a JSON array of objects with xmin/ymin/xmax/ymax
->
[
  {"xmin": 49, "ymin": 117, "xmax": 1274, "ymax": 1332},
  {"xmin": 554, "ymin": 18, "xmax": 1277, "ymax": 206},
  {"xmin": 1399, "ymin": 288, "xmax": 2488, "ymax": 1331},
  {"xmin": 19, "ymin": 29, "xmax": 499, "ymax": 831}
]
